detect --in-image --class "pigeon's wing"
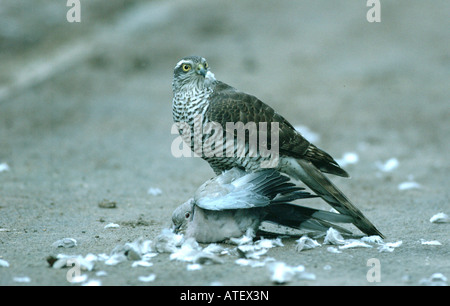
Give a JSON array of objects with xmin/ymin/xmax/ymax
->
[
  {"xmin": 196, "ymin": 189, "xmax": 270, "ymax": 211},
  {"xmin": 195, "ymin": 168, "xmax": 313, "ymax": 211}
]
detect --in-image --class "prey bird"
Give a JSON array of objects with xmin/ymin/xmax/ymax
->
[
  {"xmin": 172, "ymin": 168, "xmax": 354, "ymax": 243},
  {"xmin": 172, "ymin": 55, "xmax": 384, "ymax": 238}
]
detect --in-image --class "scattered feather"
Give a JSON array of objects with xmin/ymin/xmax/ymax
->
[
  {"xmin": 268, "ymin": 262, "xmax": 315, "ymax": 284},
  {"xmin": 210, "ymin": 281, "xmax": 223, "ymax": 286},
  {"xmin": 170, "ymin": 238, "xmax": 223, "ymax": 264},
  {"xmin": 361, "ymin": 235, "xmax": 384, "ymax": 245},
  {"xmin": 402, "ymin": 275, "xmax": 412, "ymax": 284},
  {"xmin": 82, "ymin": 279, "xmax": 101, "ymax": 286},
  {"xmin": 376, "ymin": 158, "xmax": 399, "ymax": 172},
  {"xmin": 430, "ymin": 212, "xmax": 450, "ymax": 223},
  {"xmin": 138, "ymin": 274, "xmax": 156, "ymax": 282},
  {"xmin": 236, "ymin": 244, "xmax": 268, "ymax": 259},
  {"xmin": 324, "ymin": 229, "xmax": 402, "ymax": 252},
  {"xmin": 202, "ymin": 243, "xmax": 229, "ymax": 256},
  {"xmin": 101, "ymin": 237, "xmax": 156, "ymax": 265},
  {"xmin": 229, "ymin": 229, "xmax": 255, "ymax": 245},
  {"xmin": 13, "ymin": 276, "xmax": 31, "ymax": 283},
  {"xmin": 420, "ymin": 239, "xmax": 442, "ymax": 246},
  {"xmin": 338, "ymin": 240, "xmax": 372, "ymax": 250},
  {"xmin": 205, "ymin": 71, "xmax": 216, "ymax": 83},
  {"xmin": 323, "ymin": 265, "xmax": 332, "ymax": 271},
  {"xmin": 0, "ymin": 259, "xmax": 10, "ymax": 267},
  {"xmin": 51, "ymin": 254, "xmax": 96, "ymax": 271},
  {"xmin": 147, "ymin": 187, "xmax": 162, "ymax": 196},
  {"xmin": 69, "ymin": 274, "xmax": 88, "ymax": 284},
  {"xmin": 169, "ymin": 238, "xmax": 201, "ymax": 261},
  {"xmin": 295, "ymin": 236, "xmax": 321, "ymax": 252},
  {"xmin": 104, "ymin": 253, "xmax": 127, "ymax": 266},
  {"xmin": 138, "ymin": 273, "xmax": 156, "ymax": 283},
  {"xmin": 234, "ymin": 237, "xmax": 284, "ymax": 259},
  {"xmin": 131, "ymin": 260, "xmax": 153, "ymax": 268},
  {"xmin": 0, "ymin": 163, "xmax": 10, "ymax": 172},
  {"xmin": 152, "ymin": 228, "xmax": 184, "ymax": 253},
  {"xmin": 336, "ymin": 152, "xmax": 359, "ymax": 167},
  {"xmin": 104, "ymin": 223, "xmax": 120, "ymax": 229},
  {"xmin": 235, "ymin": 257, "xmax": 275, "ymax": 268},
  {"xmin": 398, "ymin": 181, "xmax": 421, "ymax": 191},
  {"xmin": 95, "ymin": 271, "xmax": 108, "ymax": 277},
  {"xmin": 323, "ymin": 228, "xmax": 346, "ymax": 245},
  {"xmin": 378, "ymin": 241, "xmax": 403, "ymax": 253},
  {"xmin": 268, "ymin": 262, "xmax": 298, "ymax": 284},
  {"xmin": 187, "ymin": 263, "xmax": 202, "ymax": 271},
  {"xmin": 419, "ymin": 273, "xmax": 447, "ymax": 286},
  {"xmin": 327, "ymin": 247, "xmax": 342, "ymax": 254},
  {"xmin": 142, "ymin": 252, "xmax": 158, "ymax": 261},
  {"xmin": 235, "ymin": 258, "xmax": 252, "ymax": 266}
]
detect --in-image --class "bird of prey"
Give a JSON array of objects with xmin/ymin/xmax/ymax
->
[
  {"xmin": 172, "ymin": 168, "xmax": 354, "ymax": 243},
  {"xmin": 172, "ymin": 55, "xmax": 384, "ymax": 238}
]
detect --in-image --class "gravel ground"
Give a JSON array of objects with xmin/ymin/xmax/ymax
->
[{"xmin": 0, "ymin": 0, "xmax": 449, "ymax": 286}]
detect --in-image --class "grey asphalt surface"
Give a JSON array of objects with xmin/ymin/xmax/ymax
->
[{"xmin": 0, "ymin": 0, "xmax": 449, "ymax": 286}]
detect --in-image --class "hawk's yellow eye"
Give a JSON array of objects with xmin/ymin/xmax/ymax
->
[{"xmin": 182, "ymin": 64, "xmax": 191, "ymax": 72}]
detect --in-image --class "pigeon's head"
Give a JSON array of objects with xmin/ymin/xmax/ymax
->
[
  {"xmin": 172, "ymin": 56, "xmax": 216, "ymax": 92},
  {"xmin": 171, "ymin": 198, "xmax": 195, "ymax": 234}
]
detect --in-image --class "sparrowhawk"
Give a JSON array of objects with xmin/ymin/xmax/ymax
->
[{"xmin": 172, "ymin": 55, "xmax": 384, "ymax": 238}]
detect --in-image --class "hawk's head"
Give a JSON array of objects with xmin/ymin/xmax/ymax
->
[{"xmin": 172, "ymin": 56, "xmax": 216, "ymax": 92}]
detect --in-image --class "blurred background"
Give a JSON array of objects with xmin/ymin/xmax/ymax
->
[
  {"xmin": 0, "ymin": 0, "xmax": 448, "ymax": 285},
  {"xmin": 1, "ymin": 0, "xmax": 448, "ymax": 200}
]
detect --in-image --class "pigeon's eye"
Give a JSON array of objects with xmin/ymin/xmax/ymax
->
[
  {"xmin": 182, "ymin": 64, "xmax": 191, "ymax": 72},
  {"xmin": 184, "ymin": 212, "xmax": 190, "ymax": 219}
]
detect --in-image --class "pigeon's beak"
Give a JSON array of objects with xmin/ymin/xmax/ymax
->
[
  {"xmin": 171, "ymin": 223, "xmax": 180, "ymax": 233},
  {"xmin": 195, "ymin": 64, "xmax": 207, "ymax": 77},
  {"xmin": 172, "ymin": 223, "xmax": 186, "ymax": 234}
]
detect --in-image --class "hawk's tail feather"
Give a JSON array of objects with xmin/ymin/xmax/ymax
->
[{"xmin": 288, "ymin": 159, "xmax": 384, "ymax": 238}]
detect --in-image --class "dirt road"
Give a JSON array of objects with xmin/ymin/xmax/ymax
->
[{"xmin": 0, "ymin": 0, "xmax": 448, "ymax": 286}]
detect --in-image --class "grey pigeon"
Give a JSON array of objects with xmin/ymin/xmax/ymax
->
[
  {"xmin": 172, "ymin": 55, "xmax": 384, "ymax": 238},
  {"xmin": 172, "ymin": 168, "xmax": 354, "ymax": 243}
]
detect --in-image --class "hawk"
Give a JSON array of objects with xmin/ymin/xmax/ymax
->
[{"xmin": 172, "ymin": 55, "xmax": 383, "ymax": 238}]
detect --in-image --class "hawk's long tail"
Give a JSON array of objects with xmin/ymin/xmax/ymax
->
[
  {"xmin": 264, "ymin": 203, "xmax": 354, "ymax": 234},
  {"xmin": 281, "ymin": 158, "xmax": 384, "ymax": 238}
]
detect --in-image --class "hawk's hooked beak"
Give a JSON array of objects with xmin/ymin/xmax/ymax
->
[{"xmin": 195, "ymin": 64, "xmax": 207, "ymax": 77}]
